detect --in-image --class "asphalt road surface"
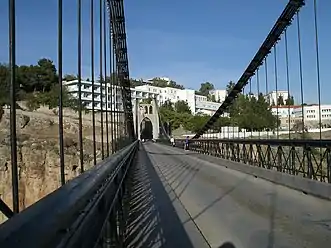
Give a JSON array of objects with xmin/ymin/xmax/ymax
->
[{"xmin": 126, "ymin": 142, "xmax": 331, "ymax": 248}]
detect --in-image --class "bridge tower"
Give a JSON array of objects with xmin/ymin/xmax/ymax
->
[{"xmin": 133, "ymin": 99, "xmax": 160, "ymax": 140}]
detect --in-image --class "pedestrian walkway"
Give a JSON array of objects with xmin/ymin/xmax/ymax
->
[{"xmin": 125, "ymin": 142, "xmax": 331, "ymax": 248}]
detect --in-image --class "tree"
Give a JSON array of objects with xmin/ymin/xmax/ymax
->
[
  {"xmin": 187, "ymin": 115, "xmax": 210, "ymax": 133},
  {"xmin": 286, "ymin": 95, "xmax": 294, "ymax": 105},
  {"xmin": 150, "ymin": 77, "xmax": 168, "ymax": 87},
  {"xmin": 17, "ymin": 65, "xmax": 38, "ymax": 93},
  {"xmin": 148, "ymin": 77, "xmax": 184, "ymax": 89},
  {"xmin": 168, "ymin": 80, "xmax": 184, "ymax": 89},
  {"xmin": 63, "ymin": 74, "xmax": 77, "ymax": 81},
  {"xmin": 208, "ymin": 94, "xmax": 216, "ymax": 102},
  {"xmin": 35, "ymin": 58, "xmax": 58, "ymax": 92},
  {"xmin": 141, "ymin": 98, "xmax": 152, "ymax": 104},
  {"xmin": 195, "ymin": 90, "xmax": 204, "ymax": 96},
  {"xmin": 130, "ymin": 78, "xmax": 143, "ymax": 87},
  {"xmin": 174, "ymin": 100, "xmax": 191, "ymax": 114},
  {"xmin": 160, "ymin": 100, "xmax": 174, "ymax": 111},
  {"xmin": 277, "ymin": 95, "xmax": 284, "ymax": 105},
  {"xmin": 0, "ymin": 64, "xmax": 10, "ymax": 105},
  {"xmin": 26, "ymin": 85, "xmax": 81, "ymax": 112},
  {"xmin": 224, "ymin": 91, "xmax": 277, "ymax": 132},
  {"xmin": 198, "ymin": 82, "xmax": 214, "ymax": 96},
  {"xmin": 226, "ymin": 81, "xmax": 236, "ymax": 95}
]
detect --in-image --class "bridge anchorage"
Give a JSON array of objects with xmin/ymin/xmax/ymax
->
[{"xmin": 1, "ymin": 0, "xmax": 331, "ymax": 247}]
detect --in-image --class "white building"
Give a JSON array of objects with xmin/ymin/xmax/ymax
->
[
  {"xmin": 64, "ymin": 80, "xmax": 111, "ymax": 111},
  {"xmin": 271, "ymin": 106, "xmax": 297, "ymax": 118},
  {"xmin": 134, "ymin": 84, "xmax": 221, "ymax": 115},
  {"xmin": 64, "ymin": 79, "xmax": 222, "ymax": 116},
  {"xmin": 270, "ymin": 104, "xmax": 331, "ymax": 129},
  {"xmin": 209, "ymin": 89, "xmax": 227, "ymax": 103},
  {"xmin": 292, "ymin": 104, "xmax": 331, "ymax": 127}
]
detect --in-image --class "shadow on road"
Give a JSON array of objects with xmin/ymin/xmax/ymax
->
[
  {"xmin": 124, "ymin": 144, "xmax": 196, "ymax": 248},
  {"xmin": 218, "ymin": 242, "xmax": 236, "ymax": 248}
]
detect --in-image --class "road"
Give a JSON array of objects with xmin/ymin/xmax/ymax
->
[{"xmin": 126, "ymin": 142, "xmax": 331, "ymax": 248}]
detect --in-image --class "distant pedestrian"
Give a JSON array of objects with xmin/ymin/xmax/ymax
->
[
  {"xmin": 184, "ymin": 136, "xmax": 189, "ymax": 150},
  {"xmin": 170, "ymin": 136, "xmax": 175, "ymax": 146}
]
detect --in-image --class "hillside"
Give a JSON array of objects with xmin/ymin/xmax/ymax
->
[{"xmin": 0, "ymin": 103, "xmax": 109, "ymax": 223}]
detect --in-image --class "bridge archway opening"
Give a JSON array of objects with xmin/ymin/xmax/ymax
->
[{"xmin": 140, "ymin": 117, "xmax": 153, "ymax": 140}]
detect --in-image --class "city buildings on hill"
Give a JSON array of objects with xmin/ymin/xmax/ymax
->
[
  {"xmin": 271, "ymin": 104, "xmax": 331, "ymax": 130},
  {"xmin": 64, "ymin": 79, "xmax": 222, "ymax": 116},
  {"xmin": 64, "ymin": 79, "xmax": 331, "ymax": 130}
]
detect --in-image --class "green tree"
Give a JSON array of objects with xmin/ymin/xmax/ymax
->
[
  {"xmin": 199, "ymin": 82, "xmax": 214, "ymax": 96},
  {"xmin": 35, "ymin": 58, "xmax": 58, "ymax": 92},
  {"xmin": 150, "ymin": 77, "xmax": 168, "ymax": 87},
  {"xmin": 225, "ymin": 91, "xmax": 277, "ymax": 131},
  {"xmin": 130, "ymin": 78, "xmax": 143, "ymax": 87},
  {"xmin": 174, "ymin": 100, "xmax": 191, "ymax": 114},
  {"xmin": 271, "ymin": 99, "xmax": 276, "ymax": 106},
  {"xmin": 160, "ymin": 100, "xmax": 174, "ymax": 111},
  {"xmin": 187, "ymin": 115, "xmax": 210, "ymax": 133},
  {"xmin": 17, "ymin": 65, "xmax": 38, "ymax": 93},
  {"xmin": 0, "ymin": 64, "xmax": 22, "ymax": 105},
  {"xmin": 207, "ymin": 94, "xmax": 216, "ymax": 102},
  {"xmin": 277, "ymin": 95, "xmax": 284, "ymax": 105},
  {"xmin": 286, "ymin": 95, "xmax": 294, "ymax": 105},
  {"xmin": 26, "ymin": 85, "xmax": 81, "ymax": 112},
  {"xmin": 63, "ymin": 74, "xmax": 77, "ymax": 81},
  {"xmin": 226, "ymin": 81, "xmax": 236, "ymax": 94},
  {"xmin": 141, "ymin": 98, "xmax": 152, "ymax": 104},
  {"xmin": 0, "ymin": 64, "xmax": 10, "ymax": 105},
  {"xmin": 168, "ymin": 80, "xmax": 184, "ymax": 89}
]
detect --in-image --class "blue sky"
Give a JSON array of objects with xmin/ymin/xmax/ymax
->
[{"xmin": 0, "ymin": 0, "xmax": 330, "ymax": 104}]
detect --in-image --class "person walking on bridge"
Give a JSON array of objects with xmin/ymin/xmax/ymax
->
[
  {"xmin": 170, "ymin": 136, "xmax": 175, "ymax": 146},
  {"xmin": 184, "ymin": 136, "xmax": 189, "ymax": 150}
]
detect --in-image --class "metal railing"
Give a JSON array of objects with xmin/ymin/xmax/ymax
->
[
  {"xmin": 0, "ymin": 0, "xmax": 135, "ymax": 230},
  {"xmin": 175, "ymin": 139, "xmax": 331, "ymax": 183},
  {"xmin": 0, "ymin": 140, "xmax": 138, "ymax": 248}
]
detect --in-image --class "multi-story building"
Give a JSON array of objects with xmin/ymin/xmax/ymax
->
[
  {"xmin": 270, "ymin": 104, "xmax": 331, "ymax": 130},
  {"xmin": 209, "ymin": 89, "xmax": 227, "ymax": 103},
  {"xmin": 64, "ymin": 79, "xmax": 222, "ymax": 116},
  {"xmin": 271, "ymin": 105, "xmax": 299, "ymax": 130},
  {"xmin": 134, "ymin": 84, "xmax": 221, "ymax": 115},
  {"xmin": 292, "ymin": 104, "xmax": 331, "ymax": 128},
  {"xmin": 64, "ymin": 80, "xmax": 110, "ymax": 111}
]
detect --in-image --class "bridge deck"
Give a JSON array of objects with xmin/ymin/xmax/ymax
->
[{"xmin": 126, "ymin": 143, "xmax": 331, "ymax": 248}]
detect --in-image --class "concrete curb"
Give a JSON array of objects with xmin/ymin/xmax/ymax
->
[{"xmin": 190, "ymin": 152, "xmax": 331, "ymax": 201}]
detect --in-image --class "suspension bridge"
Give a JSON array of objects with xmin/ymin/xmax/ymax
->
[{"xmin": 0, "ymin": 0, "xmax": 330, "ymax": 247}]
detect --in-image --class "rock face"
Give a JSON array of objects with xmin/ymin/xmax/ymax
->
[{"xmin": 0, "ymin": 106, "xmax": 105, "ymax": 223}]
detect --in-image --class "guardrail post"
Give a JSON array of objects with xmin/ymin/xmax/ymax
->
[
  {"xmin": 257, "ymin": 145, "xmax": 262, "ymax": 167},
  {"xmin": 291, "ymin": 147, "xmax": 296, "ymax": 175},
  {"xmin": 327, "ymin": 149, "xmax": 331, "ymax": 183},
  {"xmin": 249, "ymin": 144, "xmax": 253, "ymax": 165},
  {"xmin": 236, "ymin": 144, "xmax": 240, "ymax": 162},
  {"xmin": 266, "ymin": 146, "xmax": 271, "ymax": 169},
  {"xmin": 277, "ymin": 146, "xmax": 282, "ymax": 172},
  {"xmin": 306, "ymin": 147, "xmax": 313, "ymax": 179}
]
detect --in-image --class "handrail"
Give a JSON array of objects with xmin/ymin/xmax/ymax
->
[
  {"xmin": 0, "ymin": 141, "xmax": 139, "ymax": 248},
  {"xmin": 175, "ymin": 138, "xmax": 331, "ymax": 148}
]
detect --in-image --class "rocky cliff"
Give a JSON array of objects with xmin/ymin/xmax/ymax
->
[{"xmin": 0, "ymin": 106, "xmax": 105, "ymax": 223}]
